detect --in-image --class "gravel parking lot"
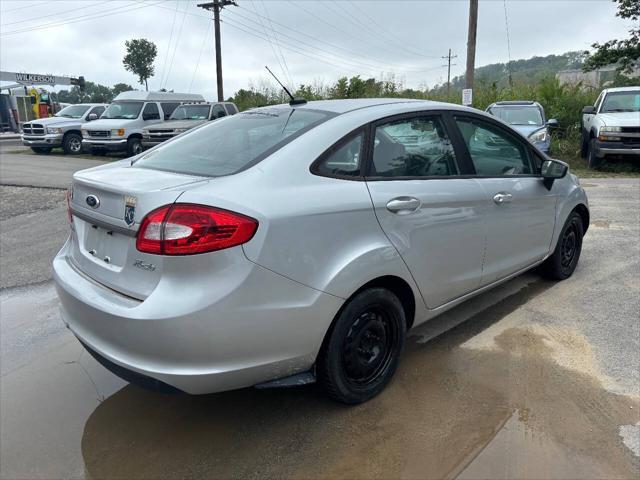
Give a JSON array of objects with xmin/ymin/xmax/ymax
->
[{"xmin": 1, "ymin": 149, "xmax": 638, "ymax": 479}]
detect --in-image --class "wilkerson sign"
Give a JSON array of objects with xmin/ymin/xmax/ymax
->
[
  {"xmin": 15, "ymin": 73, "xmax": 56, "ymax": 84},
  {"xmin": 0, "ymin": 71, "xmax": 84, "ymax": 88}
]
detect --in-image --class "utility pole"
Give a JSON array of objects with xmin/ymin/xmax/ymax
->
[
  {"xmin": 441, "ymin": 49, "xmax": 457, "ymax": 99},
  {"xmin": 197, "ymin": 0, "xmax": 237, "ymax": 101},
  {"xmin": 465, "ymin": 0, "xmax": 478, "ymax": 93}
]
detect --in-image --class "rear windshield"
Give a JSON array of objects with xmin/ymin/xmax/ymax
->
[
  {"xmin": 133, "ymin": 107, "xmax": 331, "ymax": 177},
  {"xmin": 488, "ymin": 106, "xmax": 543, "ymax": 125}
]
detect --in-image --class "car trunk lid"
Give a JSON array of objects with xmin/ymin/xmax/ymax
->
[{"xmin": 69, "ymin": 162, "xmax": 209, "ymax": 299}]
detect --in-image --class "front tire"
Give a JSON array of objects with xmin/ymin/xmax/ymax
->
[
  {"xmin": 580, "ymin": 129, "xmax": 589, "ymax": 159},
  {"xmin": 62, "ymin": 133, "xmax": 83, "ymax": 155},
  {"xmin": 127, "ymin": 137, "xmax": 142, "ymax": 157},
  {"xmin": 540, "ymin": 212, "xmax": 584, "ymax": 280},
  {"xmin": 587, "ymin": 138, "xmax": 603, "ymax": 169},
  {"xmin": 317, "ymin": 288, "xmax": 406, "ymax": 404}
]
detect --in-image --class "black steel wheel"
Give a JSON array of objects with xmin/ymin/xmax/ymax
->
[
  {"xmin": 318, "ymin": 288, "xmax": 406, "ymax": 404},
  {"xmin": 540, "ymin": 212, "xmax": 584, "ymax": 280}
]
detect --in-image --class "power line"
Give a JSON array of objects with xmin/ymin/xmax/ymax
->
[
  {"xmin": 221, "ymin": 18, "xmax": 383, "ymax": 78},
  {"xmin": 503, "ymin": 0, "xmax": 514, "ymax": 88},
  {"xmin": 1, "ymin": 1, "xmax": 163, "ymax": 36},
  {"xmin": 229, "ymin": 7, "xmax": 441, "ymax": 74},
  {"xmin": 158, "ymin": 0, "xmax": 180, "ymax": 90},
  {"xmin": 222, "ymin": 16, "xmax": 445, "ymax": 80},
  {"xmin": 163, "ymin": 0, "xmax": 191, "ymax": 89},
  {"xmin": 250, "ymin": 0, "xmax": 292, "ymax": 90},
  {"xmin": 259, "ymin": 1, "xmax": 295, "ymax": 90},
  {"xmin": 189, "ymin": 18, "xmax": 213, "ymax": 92},
  {"xmin": 1, "ymin": 1, "xmax": 49, "ymax": 14},
  {"xmin": 1, "ymin": 0, "xmax": 107, "ymax": 27},
  {"xmin": 344, "ymin": 0, "xmax": 441, "ymax": 59}
]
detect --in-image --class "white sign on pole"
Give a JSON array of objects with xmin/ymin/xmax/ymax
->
[{"xmin": 462, "ymin": 88, "xmax": 473, "ymax": 106}]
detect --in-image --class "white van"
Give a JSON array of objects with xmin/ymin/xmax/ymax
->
[{"xmin": 81, "ymin": 91, "xmax": 205, "ymax": 156}]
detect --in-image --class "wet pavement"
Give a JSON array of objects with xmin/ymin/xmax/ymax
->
[{"xmin": 1, "ymin": 167, "xmax": 639, "ymax": 479}]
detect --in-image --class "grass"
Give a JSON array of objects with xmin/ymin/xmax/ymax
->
[{"xmin": 551, "ymin": 137, "xmax": 640, "ymax": 178}]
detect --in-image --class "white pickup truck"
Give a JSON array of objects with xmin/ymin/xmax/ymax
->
[{"xmin": 581, "ymin": 86, "xmax": 640, "ymax": 168}]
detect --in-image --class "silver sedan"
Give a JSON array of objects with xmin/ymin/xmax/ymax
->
[{"xmin": 53, "ymin": 98, "xmax": 589, "ymax": 404}]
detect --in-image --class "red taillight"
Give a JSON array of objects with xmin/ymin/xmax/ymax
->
[{"xmin": 136, "ymin": 203, "xmax": 258, "ymax": 255}]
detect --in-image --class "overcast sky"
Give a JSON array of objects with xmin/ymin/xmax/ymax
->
[{"xmin": 0, "ymin": 0, "xmax": 632, "ymax": 100}]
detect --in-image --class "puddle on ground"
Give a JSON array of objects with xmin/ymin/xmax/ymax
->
[{"xmin": 2, "ymin": 279, "xmax": 639, "ymax": 479}]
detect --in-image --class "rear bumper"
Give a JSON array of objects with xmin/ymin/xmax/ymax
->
[
  {"xmin": 82, "ymin": 138, "xmax": 127, "ymax": 152},
  {"xmin": 22, "ymin": 133, "xmax": 63, "ymax": 147},
  {"xmin": 53, "ymin": 240, "xmax": 342, "ymax": 394}
]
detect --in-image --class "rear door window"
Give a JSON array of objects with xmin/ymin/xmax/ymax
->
[
  {"xmin": 134, "ymin": 108, "xmax": 332, "ymax": 177},
  {"xmin": 455, "ymin": 116, "xmax": 534, "ymax": 176},
  {"xmin": 370, "ymin": 116, "xmax": 458, "ymax": 177},
  {"xmin": 225, "ymin": 103, "xmax": 238, "ymax": 114}
]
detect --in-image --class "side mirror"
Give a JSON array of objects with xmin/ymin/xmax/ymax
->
[
  {"xmin": 87, "ymin": 113, "xmax": 98, "ymax": 121},
  {"xmin": 546, "ymin": 119, "xmax": 559, "ymax": 128},
  {"xmin": 582, "ymin": 106, "xmax": 596, "ymax": 115},
  {"xmin": 541, "ymin": 159, "xmax": 568, "ymax": 189}
]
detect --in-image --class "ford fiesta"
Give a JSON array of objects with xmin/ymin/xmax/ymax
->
[{"xmin": 53, "ymin": 98, "xmax": 589, "ymax": 404}]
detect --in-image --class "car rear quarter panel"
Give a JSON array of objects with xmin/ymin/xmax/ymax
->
[{"xmin": 178, "ymin": 108, "xmax": 429, "ymax": 324}]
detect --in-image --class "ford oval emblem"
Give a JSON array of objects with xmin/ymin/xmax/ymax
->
[{"xmin": 86, "ymin": 195, "xmax": 100, "ymax": 209}]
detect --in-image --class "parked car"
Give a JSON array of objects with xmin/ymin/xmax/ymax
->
[
  {"xmin": 486, "ymin": 101, "xmax": 558, "ymax": 155},
  {"xmin": 581, "ymin": 86, "xmax": 640, "ymax": 168},
  {"xmin": 54, "ymin": 98, "xmax": 589, "ymax": 404},
  {"xmin": 81, "ymin": 91, "xmax": 205, "ymax": 156},
  {"xmin": 21, "ymin": 103, "xmax": 107, "ymax": 154},
  {"xmin": 141, "ymin": 101, "xmax": 238, "ymax": 149}
]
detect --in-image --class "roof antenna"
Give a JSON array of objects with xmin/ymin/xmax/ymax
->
[{"xmin": 265, "ymin": 66, "xmax": 306, "ymax": 106}]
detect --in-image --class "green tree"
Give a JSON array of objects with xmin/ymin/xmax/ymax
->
[
  {"xmin": 583, "ymin": 0, "xmax": 640, "ymax": 73},
  {"xmin": 122, "ymin": 38, "xmax": 157, "ymax": 91},
  {"xmin": 112, "ymin": 83, "xmax": 134, "ymax": 96}
]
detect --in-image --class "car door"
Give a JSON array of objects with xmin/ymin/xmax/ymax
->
[
  {"xmin": 364, "ymin": 112, "xmax": 488, "ymax": 309},
  {"xmin": 142, "ymin": 102, "xmax": 162, "ymax": 126},
  {"xmin": 453, "ymin": 114, "xmax": 557, "ymax": 284}
]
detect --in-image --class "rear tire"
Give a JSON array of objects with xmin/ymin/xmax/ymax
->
[
  {"xmin": 30, "ymin": 147, "xmax": 52, "ymax": 154},
  {"xmin": 317, "ymin": 288, "xmax": 406, "ymax": 404},
  {"xmin": 539, "ymin": 212, "xmax": 584, "ymax": 280},
  {"xmin": 62, "ymin": 133, "xmax": 83, "ymax": 155},
  {"xmin": 126, "ymin": 137, "xmax": 142, "ymax": 157},
  {"xmin": 587, "ymin": 138, "xmax": 603, "ymax": 169}
]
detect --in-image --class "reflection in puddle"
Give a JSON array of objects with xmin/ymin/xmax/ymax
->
[{"xmin": 2, "ymin": 276, "xmax": 638, "ymax": 479}]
